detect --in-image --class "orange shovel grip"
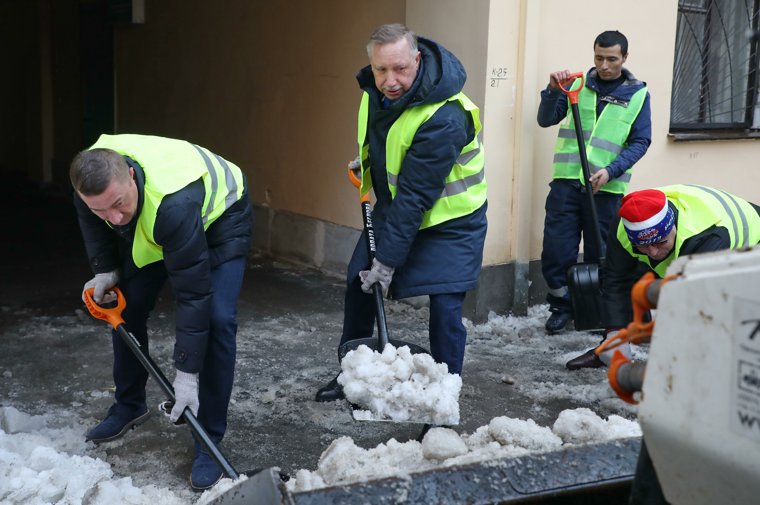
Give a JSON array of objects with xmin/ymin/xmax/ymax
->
[
  {"xmin": 347, "ymin": 167, "xmax": 369, "ymax": 203},
  {"xmin": 83, "ymin": 287, "xmax": 126, "ymax": 329},
  {"xmin": 558, "ymin": 72, "xmax": 585, "ymax": 105}
]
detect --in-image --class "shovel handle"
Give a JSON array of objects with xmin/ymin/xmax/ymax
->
[
  {"xmin": 557, "ymin": 72, "xmax": 585, "ymax": 105},
  {"xmin": 83, "ymin": 287, "xmax": 126, "ymax": 330},
  {"xmin": 346, "ymin": 164, "xmax": 391, "ymax": 350},
  {"xmin": 82, "ymin": 286, "xmax": 240, "ymax": 480}
]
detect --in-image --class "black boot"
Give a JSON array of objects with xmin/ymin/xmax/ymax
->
[
  {"xmin": 545, "ymin": 310, "xmax": 572, "ymax": 334},
  {"xmin": 315, "ymin": 374, "xmax": 344, "ymax": 402}
]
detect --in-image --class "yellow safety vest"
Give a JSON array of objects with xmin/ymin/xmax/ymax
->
[
  {"xmin": 617, "ymin": 184, "xmax": 760, "ymax": 276},
  {"xmin": 357, "ymin": 91, "xmax": 487, "ymax": 229},
  {"xmin": 90, "ymin": 134, "xmax": 246, "ymax": 267},
  {"xmin": 553, "ymin": 74, "xmax": 647, "ymax": 194}
]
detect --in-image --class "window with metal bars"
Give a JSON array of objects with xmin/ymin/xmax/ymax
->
[{"xmin": 670, "ymin": 0, "xmax": 760, "ymax": 139}]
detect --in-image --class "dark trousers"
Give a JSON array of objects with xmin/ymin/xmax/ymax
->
[
  {"xmin": 541, "ymin": 179, "xmax": 621, "ymax": 311},
  {"xmin": 340, "ymin": 275, "xmax": 468, "ymax": 374},
  {"xmin": 112, "ymin": 256, "xmax": 246, "ymax": 442}
]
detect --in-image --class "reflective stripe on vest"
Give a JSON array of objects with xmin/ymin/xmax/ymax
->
[
  {"xmin": 617, "ymin": 184, "xmax": 760, "ymax": 277},
  {"xmin": 90, "ymin": 134, "xmax": 245, "ymax": 267},
  {"xmin": 356, "ymin": 91, "xmax": 487, "ymax": 229},
  {"xmin": 553, "ymin": 75, "xmax": 647, "ymax": 194}
]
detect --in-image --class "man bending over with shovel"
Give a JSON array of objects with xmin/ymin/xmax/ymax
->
[
  {"xmin": 70, "ymin": 134, "xmax": 251, "ymax": 490},
  {"xmin": 567, "ymin": 185, "xmax": 760, "ymax": 369},
  {"xmin": 315, "ymin": 23, "xmax": 488, "ymax": 402}
]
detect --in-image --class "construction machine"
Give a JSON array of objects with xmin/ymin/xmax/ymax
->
[{"xmin": 600, "ymin": 245, "xmax": 760, "ymax": 504}]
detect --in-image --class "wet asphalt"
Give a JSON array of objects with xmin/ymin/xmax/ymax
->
[{"xmin": 0, "ymin": 184, "xmax": 631, "ymax": 500}]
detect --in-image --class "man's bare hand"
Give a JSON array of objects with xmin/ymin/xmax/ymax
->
[
  {"xmin": 548, "ymin": 70, "xmax": 573, "ymax": 90},
  {"xmin": 589, "ymin": 169, "xmax": 610, "ymax": 193}
]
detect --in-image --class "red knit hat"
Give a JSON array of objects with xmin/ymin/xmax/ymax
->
[{"xmin": 619, "ymin": 189, "xmax": 675, "ymax": 245}]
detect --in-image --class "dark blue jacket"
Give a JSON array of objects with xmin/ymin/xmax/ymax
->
[
  {"xmin": 536, "ymin": 67, "xmax": 651, "ymax": 179},
  {"xmin": 348, "ymin": 37, "xmax": 488, "ymax": 299},
  {"xmin": 74, "ymin": 158, "xmax": 251, "ymax": 372}
]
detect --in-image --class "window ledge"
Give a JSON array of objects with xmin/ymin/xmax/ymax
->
[{"xmin": 668, "ymin": 131, "xmax": 760, "ymax": 142}]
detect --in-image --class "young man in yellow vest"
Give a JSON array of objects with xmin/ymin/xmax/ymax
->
[
  {"xmin": 537, "ymin": 30, "xmax": 651, "ymax": 335},
  {"xmin": 566, "ymin": 185, "xmax": 760, "ymax": 369},
  {"xmin": 70, "ymin": 134, "xmax": 251, "ymax": 490},
  {"xmin": 315, "ymin": 24, "xmax": 487, "ymax": 401}
]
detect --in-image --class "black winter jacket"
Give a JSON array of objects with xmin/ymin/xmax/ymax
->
[
  {"xmin": 349, "ymin": 37, "xmax": 488, "ymax": 298},
  {"xmin": 603, "ymin": 204, "xmax": 740, "ymax": 328},
  {"xmin": 74, "ymin": 159, "xmax": 251, "ymax": 372}
]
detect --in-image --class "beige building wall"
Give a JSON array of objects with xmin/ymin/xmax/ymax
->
[
  {"xmin": 113, "ymin": 0, "xmax": 405, "ymax": 231},
  {"xmin": 103, "ymin": 0, "xmax": 760, "ymax": 312}
]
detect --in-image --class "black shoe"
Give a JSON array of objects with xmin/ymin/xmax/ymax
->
[
  {"xmin": 545, "ymin": 311, "xmax": 572, "ymax": 334},
  {"xmin": 566, "ymin": 349, "xmax": 605, "ymax": 370},
  {"xmin": 86, "ymin": 404, "xmax": 150, "ymax": 444},
  {"xmin": 315, "ymin": 375, "xmax": 344, "ymax": 402}
]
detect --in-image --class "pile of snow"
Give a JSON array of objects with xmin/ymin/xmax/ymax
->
[
  {"xmin": 338, "ymin": 344, "xmax": 461, "ymax": 425},
  {"xmin": 0, "ymin": 405, "xmax": 245, "ymax": 505},
  {"xmin": 0, "ymin": 406, "xmax": 186, "ymax": 505},
  {"xmin": 287, "ymin": 407, "xmax": 641, "ymax": 492}
]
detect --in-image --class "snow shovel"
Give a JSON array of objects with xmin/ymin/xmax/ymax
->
[
  {"xmin": 337, "ymin": 168, "xmax": 430, "ymax": 361},
  {"xmin": 83, "ymin": 288, "xmax": 286, "ymax": 499},
  {"xmin": 337, "ymin": 168, "xmax": 436, "ymax": 426},
  {"xmin": 559, "ymin": 72, "xmax": 606, "ymax": 332}
]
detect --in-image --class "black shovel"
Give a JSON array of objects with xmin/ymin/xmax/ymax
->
[
  {"xmin": 560, "ymin": 72, "xmax": 606, "ymax": 331},
  {"xmin": 337, "ymin": 169, "xmax": 434, "ymax": 426},
  {"xmin": 83, "ymin": 288, "xmax": 286, "ymax": 499},
  {"xmin": 337, "ymin": 169, "xmax": 430, "ymax": 361}
]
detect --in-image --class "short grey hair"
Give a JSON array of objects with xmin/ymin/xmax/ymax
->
[
  {"xmin": 70, "ymin": 148, "xmax": 130, "ymax": 196},
  {"xmin": 366, "ymin": 23, "xmax": 418, "ymax": 58}
]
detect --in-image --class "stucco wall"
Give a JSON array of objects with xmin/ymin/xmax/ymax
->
[
  {"xmin": 110, "ymin": 0, "xmax": 760, "ymax": 273},
  {"xmin": 528, "ymin": 0, "xmax": 760, "ymax": 261},
  {"xmin": 113, "ymin": 0, "xmax": 405, "ymax": 231}
]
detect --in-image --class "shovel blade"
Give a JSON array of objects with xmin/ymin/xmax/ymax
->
[
  {"xmin": 338, "ymin": 337, "xmax": 429, "ymax": 361},
  {"xmin": 567, "ymin": 262, "xmax": 604, "ymax": 331},
  {"xmin": 207, "ymin": 468, "xmax": 286, "ymax": 505}
]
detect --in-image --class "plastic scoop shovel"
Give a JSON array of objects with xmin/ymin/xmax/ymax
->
[
  {"xmin": 83, "ymin": 287, "xmax": 286, "ymax": 501},
  {"xmin": 337, "ymin": 168, "xmax": 460, "ymax": 427}
]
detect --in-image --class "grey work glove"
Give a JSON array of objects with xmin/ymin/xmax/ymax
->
[
  {"xmin": 169, "ymin": 370, "xmax": 199, "ymax": 422},
  {"xmin": 82, "ymin": 270, "xmax": 120, "ymax": 304},
  {"xmin": 348, "ymin": 156, "xmax": 361, "ymax": 170},
  {"xmin": 359, "ymin": 258, "xmax": 395, "ymax": 294}
]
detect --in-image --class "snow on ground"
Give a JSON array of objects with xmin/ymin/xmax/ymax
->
[
  {"xmin": 0, "ymin": 406, "xmax": 187, "ymax": 505},
  {"xmin": 0, "ymin": 302, "xmax": 646, "ymax": 504},
  {"xmin": 285, "ymin": 408, "xmax": 641, "ymax": 492}
]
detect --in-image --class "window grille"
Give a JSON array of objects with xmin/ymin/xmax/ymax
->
[{"xmin": 670, "ymin": 0, "xmax": 760, "ymax": 137}]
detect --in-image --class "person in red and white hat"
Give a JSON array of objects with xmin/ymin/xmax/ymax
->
[{"xmin": 566, "ymin": 184, "xmax": 760, "ymax": 370}]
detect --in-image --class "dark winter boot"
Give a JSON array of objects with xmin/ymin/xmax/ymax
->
[
  {"xmin": 545, "ymin": 309, "xmax": 573, "ymax": 334},
  {"xmin": 190, "ymin": 442, "xmax": 224, "ymax": 491},
  {"xmin": 314, "ymin": 374, "xmax": 344, "ymax": 402},
  {"xmin": 86, "ymin": 404, "xmax": 149, "ymax": 444}
]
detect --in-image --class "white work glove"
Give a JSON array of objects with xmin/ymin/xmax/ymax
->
[
  {"xmin": 359, "ymin": 258, "xmax": 395, "ymax": 294},
  {"xmin": 348, "ymin": 156, "xmax": 361, "ymax": 170},
  {"xmin": 597, "ymin": 330, "xmax": 632, "ymax": 365},
  {"xmin": 82, "ymin": 270, "xmax": 120, "ymax": 304},
  {"xmin": 169, "ymin": 370, "xmax": 199, "ymax": 422}
]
